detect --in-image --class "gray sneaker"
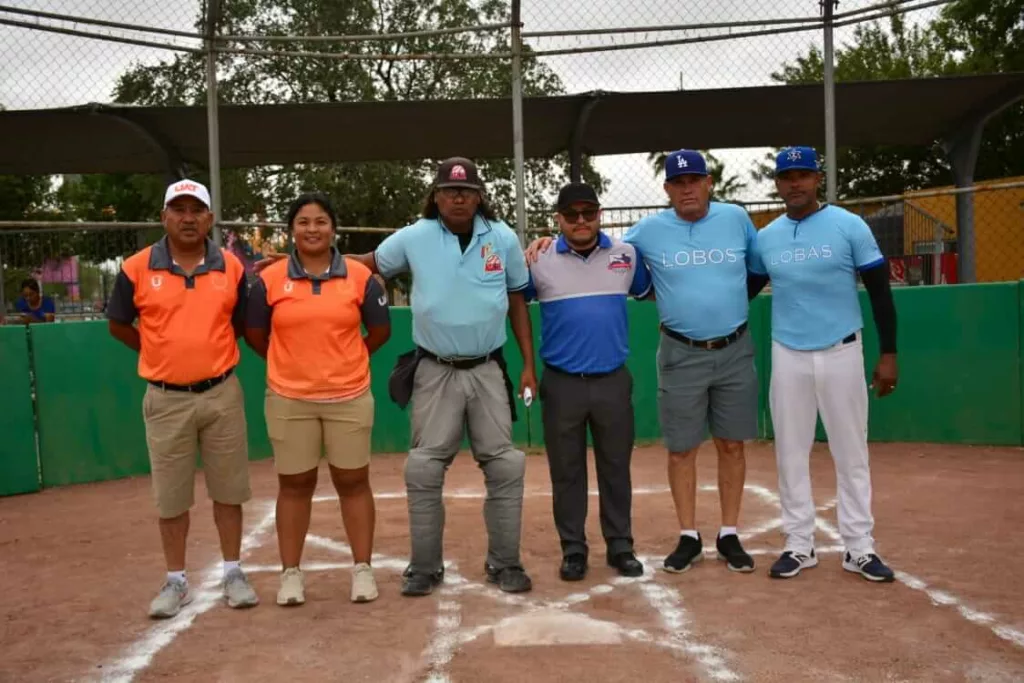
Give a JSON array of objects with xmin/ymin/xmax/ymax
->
[
  {"xmin": 223, "ymin": 568, "xmax": 259, "ymax": 608},
  {"xmin": 149, "ymin": 580, "xmax": 192, "ymax": 619}
]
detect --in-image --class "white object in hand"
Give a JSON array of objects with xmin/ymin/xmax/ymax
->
[{"xmin": 522, "ymin": 387, "xmax": 533, "ymax": 407}]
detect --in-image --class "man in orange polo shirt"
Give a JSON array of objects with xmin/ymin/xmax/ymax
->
[{"xmin": 106, "ymin": 179, "xmax": 259, "ymax": 618}]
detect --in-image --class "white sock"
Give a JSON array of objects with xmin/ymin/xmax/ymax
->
[
  {"xmin": 167, "ymin": 570, "xmax": 187, "ymax": 585},
  {"xmin": 680, "ymin": 529, "xmax": 700, "ymax": 540},
  {"xmin": 223, "ymin": 560, "xmax": 240, "ymax": 578},
  {"xmin": 719, "ymin": 526, "xmax": 738, "ymax": 539}
]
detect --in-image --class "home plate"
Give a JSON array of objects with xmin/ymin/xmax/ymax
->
[{"xmin": 492, "ymin": 610, "xmax": 623, "ymax": 647}]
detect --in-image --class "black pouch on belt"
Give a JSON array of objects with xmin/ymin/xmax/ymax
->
[{"xmin": 387, "ymin": 348, "xmax": 423, "ymax": 409}]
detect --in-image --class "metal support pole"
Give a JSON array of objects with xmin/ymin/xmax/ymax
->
[
  {"xmin": 945, "ymin": 125, "xmax": 983, "ymax": 284},
  {"xmin": 205, "ymin": 0, "xmax": 223, "ymax": 246},
  {"xmin": 510, "ymin": 0, "xmax": 527, "ymax": 246},
  {"xmin": 822, "ymin": 0, "xmax": 838, "ymax": 203}
]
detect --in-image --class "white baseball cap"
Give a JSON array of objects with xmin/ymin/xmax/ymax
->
[{"xmin": 164, "ymin": 178, "xmax": 211, "ymax": 208}]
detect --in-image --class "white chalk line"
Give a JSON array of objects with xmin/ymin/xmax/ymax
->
[
  {"xmin": 813, "ymin": 516, "xmax": 1024, "ymax": 651},
  {"xmin": 639, "ymin": 581, "xmax": 740, "ymax": 682},
  {"xmin": 95, "ymin": 501, "xmax": 278, "ymax": 683}
]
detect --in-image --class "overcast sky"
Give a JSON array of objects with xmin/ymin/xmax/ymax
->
[{"xmin": 0, "ymin": 0, "xmax": 942, "ymax": 208}]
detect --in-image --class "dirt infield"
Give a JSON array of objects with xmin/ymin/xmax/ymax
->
[{"xmin": 2, "ymin": 441, "xmax": 1023, "ymax": 683}]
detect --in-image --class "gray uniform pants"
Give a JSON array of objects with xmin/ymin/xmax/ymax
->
[
  {"xmin": 541, "ymin": 365, "xmax": 634, "ymax": 559},
  {"xmin": 405, "ymin": 356, "xmax": 526, "ymax": 575}
]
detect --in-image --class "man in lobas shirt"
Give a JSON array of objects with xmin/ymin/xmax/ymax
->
[
  {"xmin": 750, "ymin": 146, "xmax": 898, "ymax": 583},
  {"xmin": 525, "ymin": 182, "xmax": 652, "ymax": 581}
]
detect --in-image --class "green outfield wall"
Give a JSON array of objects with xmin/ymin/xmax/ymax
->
[{"xmin": 1, "ymin": 281, "xmax": 1020, "ymax": 494}]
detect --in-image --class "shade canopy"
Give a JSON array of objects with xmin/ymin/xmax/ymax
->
[{"xmin": 3, "ymin": 72, "xmax": 1022, "ymax": 175}]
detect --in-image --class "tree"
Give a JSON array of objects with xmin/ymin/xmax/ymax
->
[
  {"xmin": 757, "ymin": 3, "xmax": 1024, "ymax": 199},
  {"xmin": 646, "ymin": 150, "xmax": 748, "ymax": 202},
  {"xmin": 84, "ymin": 0, "xmax": 604, "ymax": 262}
]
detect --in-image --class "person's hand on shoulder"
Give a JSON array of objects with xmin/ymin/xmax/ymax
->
[
  {"xmin": 524, "ymin": 236, "xmax": 554, "ymax": 264},
  {"xmin": 253, "ymin": 243, "xmax": 287, "ymax": 274}
]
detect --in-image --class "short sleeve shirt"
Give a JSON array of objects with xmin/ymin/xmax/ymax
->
[
  {"xmin": 623, "ymin": 202, "xmax": 757, "ymax": 341},
  {"xmin": 374, "ymin": 214, "xmax": 528, "ymax": 358},
  {"xmin": 750, "ymin": 204, "xmax": 885, "ymax": 350},
  {"xmin": 105, "ymin": 236, "xmax": 247, "ymax": 384},
  {"xmin": 247, "ymin": 249, "xmax": 389, "ymax": 401}
]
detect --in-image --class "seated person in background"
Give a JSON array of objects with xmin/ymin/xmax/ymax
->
[{"xmin": 15, "ymin": 279, "xmax": 56, "ymax": 324}]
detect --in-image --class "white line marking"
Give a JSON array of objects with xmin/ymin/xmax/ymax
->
[
  {"xmin": 815, "ymin": 517, "xmax": 1024, "ymax": 651},
  {"xmin": 96, "ymin": 502, "xmax": 277, "ymax": 683},
  {"xmin": 639, "ymin": 582, "xmax": 739, "ymax": 682}
]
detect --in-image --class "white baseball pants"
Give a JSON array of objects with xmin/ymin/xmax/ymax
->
[{"xmin": 769, "ymin": 333, "xmax": 876, "ymax": 556}]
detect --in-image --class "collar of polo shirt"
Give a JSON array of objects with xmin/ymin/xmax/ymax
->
[
  {"xmin": 555, "ymin": 231, "xmax": 612, "ymax": 254},
  {"xmin": 439, "ymin": 214, "xmax": 493, "ymax": 239},
  {"xmin": 286, "ymin": 247, "xmax": 348, "ymax": 280},
  {"xmin": 148, "ymin": 235, "xmax": 225, "ymax": 274}
]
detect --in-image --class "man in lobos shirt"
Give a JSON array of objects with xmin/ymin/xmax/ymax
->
[{"xmin": 106, "ymin": 179, "xmax": 259, "ymax": 618}]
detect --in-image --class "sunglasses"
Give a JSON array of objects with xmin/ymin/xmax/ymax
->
[{"xmin": 559, "ymin": 208, "xmax": 600, "ymax": 222}]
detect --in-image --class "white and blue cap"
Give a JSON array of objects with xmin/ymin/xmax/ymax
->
[
  {"xmin": 664, "ymin": 149, "xmax": 708, "ymax": 180},
  {"xmin": 775, "ymin": 146, "xmax": 820, "ymax": 175}
]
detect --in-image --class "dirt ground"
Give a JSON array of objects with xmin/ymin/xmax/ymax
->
[{"xmin": 2, "ymin": 441, "xmax": 1023, "ymax": 683}]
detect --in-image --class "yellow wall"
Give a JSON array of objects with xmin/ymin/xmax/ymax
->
[{"xmin": 908, "ymin": 177, "xmax": 1024, "ymax": 283}]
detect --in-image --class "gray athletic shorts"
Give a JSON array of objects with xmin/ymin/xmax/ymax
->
[{"xmin": 656, "ymin": 327, "xmax": 759, "ymax": 453}]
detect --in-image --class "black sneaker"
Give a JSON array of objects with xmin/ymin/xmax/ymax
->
[
  {"xmin": 769, "ymin": 550, "xmax": 818, "ymax": 579},
  {"xmin": 715, "ymin": 534, "xmax": 755, "ymax": 573},
  {"xmin": 559, "ymin": 554, "xmax": 588, "ymax": 582},
  {"xmin": 663, "ymin": 534, "xmax": 703, "ymax": 573},
  {"xmin": 842, "ymin": 552, "xmax": 895, "ymax": 583},
  {"xmin": 607, "ymin": 551, "xmax": 644, "ymax": 578},
  {"xmin": 401, "ymin": 565, "xmax": 444, "ymax": 597},
  {"xmin": 485, "ymin": 564, "xmax": 533, "ymax": 593}
]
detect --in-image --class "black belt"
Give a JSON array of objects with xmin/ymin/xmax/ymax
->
[
  {"xmin": 149, "ymin": 368, "xmax": 233, "ymax": 393},
  {"xmin": 418, "ymin": 347, "xmax": 518, "ymax": 422},
  {"xmin": 544, "ymin": 362, "xmax": 619, "ymax": 379},
  {"xmin": 840, "ymin": 332, "xmax": 857, "ymax": 345},
  {"xmin": 418, "ymin": 347, "xmax": 498, "ymax": 370},
  {"xmin": 661, "ymin": 322, "xmax": 748, "ymax": 351}
]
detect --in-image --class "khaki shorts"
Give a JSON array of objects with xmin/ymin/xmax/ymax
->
[
  {"xmin": 265, "ymin": 388, "xmax": 374, "ymax": 476},
  {"xmin": 143, "ymin": 373, "xmax": 252, "ymax": 519}
]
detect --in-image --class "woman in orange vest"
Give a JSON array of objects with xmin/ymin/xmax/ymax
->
[{"xmin": 245, "ymin": 193, "xmax": 391, "ymax": 606}]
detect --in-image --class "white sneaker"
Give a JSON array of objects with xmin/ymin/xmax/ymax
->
[
  {"xmin": 351, "ymin": 563, "xmax": 378, "ymax": 603},
  {"xmin": 149, "ymin": 579, "xmax": 192, "ymax": 618},
  {"xmin": 277, "ymin": 567, "xmax": 305, "ymax": 606},
  {"xmin": 223, "ymin": 568, "xmax": 259, "ymax": 608}
]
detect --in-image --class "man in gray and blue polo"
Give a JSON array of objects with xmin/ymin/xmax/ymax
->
[
  {"xmin": 526, "ymin": 182, "xmax": 651, "ymax": 582},
  {"xmin": 622, "ymin": 149, "xmax": 762, "ymax": 575}
]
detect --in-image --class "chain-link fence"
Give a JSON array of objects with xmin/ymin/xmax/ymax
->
[{"xmin": 2, "ymin": 0, "xmax": 1020, "ymax": 318}]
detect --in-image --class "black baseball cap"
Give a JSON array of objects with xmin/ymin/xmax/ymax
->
[
  {"xmin": 433, "ymin": 156, "xmax": 484, "ymax": 190},
  {"xmin": 556, "ymin": 182, "xmax": 600, "ymax": 210}
]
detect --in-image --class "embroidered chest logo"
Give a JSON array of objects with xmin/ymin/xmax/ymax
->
[
  {"xmin": 283, "ymin": 280, "xmax": 294, "ymax": 293},
  {"xmin": 608, "ymin": 253, "xmax": 632, "ymax": 271},
  {"xmin": 210, "ymin": 272, "xmax": 227, "ymax": 290},
  {"xmin": 484, "ymin": 253, "xmax": 504, "ymax": 273},
  {"xmin": 150, "ymin": 275, "xmax": 163, "ymax": 289}
]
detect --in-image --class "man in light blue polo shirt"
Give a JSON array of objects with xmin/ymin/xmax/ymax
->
[
  {"xmin": 750, "ymin": 146, "xmax": 898, "ymax": 583},
  {"xmin": 525, "ymin": 149, "xmax": 763, "ymax": 576},
  {"xmin": 361, "ymin": 157, "xmax": 537, "ymax": 597},
  {"xmin": 526, "ymin": 182, "xmax": 651, "ymax": 582},
  {"xmin": 622, "ymin": 150, "xmax": 761, "ymax": 576}
]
